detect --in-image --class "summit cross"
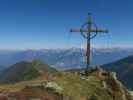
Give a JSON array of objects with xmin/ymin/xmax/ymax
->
[{"xmin": 70, "ymin": 13, "xmax": 109, "ymax": 75}]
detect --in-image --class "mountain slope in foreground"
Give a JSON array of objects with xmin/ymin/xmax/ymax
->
[
  {"xmin": 0, "ymin": 60, "xmax": 57, "ymax": 83},
  {"xmin": 102, "ymin": 55, "xmax": 133, "ymax": 90},
  {"xmin": 0, "ymin": 63, "xmax": 132, "ymax": 100}
]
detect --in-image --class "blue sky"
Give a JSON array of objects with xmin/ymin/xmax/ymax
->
[{"xmin": 0, "ymin": 0, "xmax": 132, "ymax": 49}]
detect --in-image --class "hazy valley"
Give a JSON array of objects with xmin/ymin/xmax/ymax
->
[{"xmin": 0, "ymin": 47, "xmax": 133, "ymax": 71}]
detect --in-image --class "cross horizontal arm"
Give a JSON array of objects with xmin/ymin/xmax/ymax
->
[{"xmin": 70, "ymin": 28, "xmax": 108, "ymax": 33}]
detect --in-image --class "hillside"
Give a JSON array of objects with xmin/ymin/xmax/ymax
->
[
  {"xmin": 0, "ymin": 60, "xmax": 132, "ymax": 100},
  {"xmin": 0, "ymin": 68, "xmax": 132, "ymax": 100},
  {"xmin": 0, "ymin": 60, "xmax": 57, "ymax": 83},
  {"xmin": 102, "ymin": 55, "xmax": 133, "ymax": 90}
]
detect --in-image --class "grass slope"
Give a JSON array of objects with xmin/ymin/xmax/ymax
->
[
  {"xmin": 0, "ymin": 60, "xmax": 132, "ymax": 100},
  {"xmin": 0, "ymin": 71, "xmax": 131, "ymax": 100},
  {"xmin": 0, "ymin": 60, "xmax": 57, "ymax": 84}
]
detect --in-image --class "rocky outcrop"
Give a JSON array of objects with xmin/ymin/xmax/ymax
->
[{"xmin": 87, "ymin": 67, "xmax": 133, "ymax": 100}]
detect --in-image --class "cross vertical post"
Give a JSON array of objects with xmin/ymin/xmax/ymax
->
[
  {"xmin": 70, "ymin": 13, "xmax": 108, "ymax": 75},
  {"xmin": 86, "ymin": 13, "xmax": 92, "ymax": 74}
]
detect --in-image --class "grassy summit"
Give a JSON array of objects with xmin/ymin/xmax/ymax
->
[{"xmin": 0, "ymin": 65, "xmax": 132, "ymax": 100}]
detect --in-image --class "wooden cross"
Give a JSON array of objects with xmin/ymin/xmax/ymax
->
[{"xmin": 70, "ymin": 13, "xmax": 108, "ymax": 75}]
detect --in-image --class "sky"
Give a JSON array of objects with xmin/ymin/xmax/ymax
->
[{"xmin": 0, "ymin": 0, "xmax": 132, "ymax": 49}]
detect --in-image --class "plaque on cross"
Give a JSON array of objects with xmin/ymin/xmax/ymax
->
[{"xmin": 70, "ymin": 13, "xmax": 109, "ymax": 75}]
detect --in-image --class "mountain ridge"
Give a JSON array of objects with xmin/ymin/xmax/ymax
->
[
  {"xmin": 102, "ymin": 55, "xmax": 133, "ymax": 90},
  {"xmin": 0, "ymin": 60, "xmax": 58, "ymax": 84}
]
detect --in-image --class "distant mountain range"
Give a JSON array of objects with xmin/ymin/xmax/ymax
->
[
  {"xmin": 0, "ymin": 47, "xmax": 133, "ymax": 70},
  {"xmin": 102, "ymin": 55, "xmax": 133, "ymax": 90}
]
